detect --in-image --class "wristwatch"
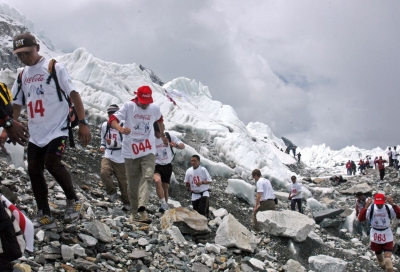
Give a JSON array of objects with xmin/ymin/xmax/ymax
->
[
  {"xmin": 3, "ymin": 116, "xmax": 13, "ymax": 128},
  {"xmin": 78, "ymin": 118, "xmax": 89, "ymax": 125}
]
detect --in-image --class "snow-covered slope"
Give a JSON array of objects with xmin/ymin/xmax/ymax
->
[{"xmin": 57, "ymin": 48, "xmax": 295, "ymax": 183}]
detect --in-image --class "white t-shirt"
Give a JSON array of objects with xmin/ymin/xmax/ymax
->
[
  {"xmin": 256, "ymin": 178, "xmax": 275, "ymax": 201},
  {"xmin": 155, "ymin": 133, "xmax": 182, "ymax": 165},
  {"xmin": 100, "ymin": 121, "xmax": 124, "ymax": 164},
  {"xmin": 366, "ymin": 204, "xmax": 396, "ymax": 244},
  {"xmin": 184, "ymin": 166, "xmax": 212, "ymax": 201},
  {"xmin": 387, "ymin": 150, "xmax": 392, "ymax": 159},
  {"xmin": 392, "ymin": 150, "xmax": 398, "ymax": 160},
  {"xmin": 11, "ymin": 58, "xmax": 75, "ymax": 147},
  {"xmin": 289, "ymin": 182, "xmax": 303, "ymax": 199},
  {"xmin": 112, "ymin": 100, "xmax": 162, "ymax": 159}
]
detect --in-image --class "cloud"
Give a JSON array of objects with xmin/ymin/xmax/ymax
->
[{"xmin": 2, "ymin": 0, "xmax": 400, "ymax": 150}]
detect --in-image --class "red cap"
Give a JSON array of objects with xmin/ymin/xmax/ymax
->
[
  {"xmin": 374, "ymin": 193, "xmax": 385, "ymax": 205},
  {"xmin": 135, "ymin": 86, "xmax": 153, "ymax": 104}
]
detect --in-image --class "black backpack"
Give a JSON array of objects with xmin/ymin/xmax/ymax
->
[
  {"xmin": 369, "ymin": 204, "xmax": 392, "ymax": 221},
  {"xmin": 103, "ymin": 122, "xmax": 123, "ymax": 153},
  {"xmin": 0, "ymin": 193, "xmax": 26, "ymax": 263},
  {"xmin": 13, "ymin": 59, "xmax": 79, "ymax": 147},
  {"xmin": 165, "ymin": 132, "xmax": 175, "ymax": 156}
]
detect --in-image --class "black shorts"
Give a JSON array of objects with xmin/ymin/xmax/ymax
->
[
  {"xmin": 28, "ymin": 136, "xmax": 68, "ymax": 157},
  {"xmin": 154, "ymin": 163, "xmax": 173, "ymax": 184}
]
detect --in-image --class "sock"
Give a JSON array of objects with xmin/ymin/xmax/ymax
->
[{"xmin": 160, "ymin": 198, "xmax": 166, "ymax": 204}]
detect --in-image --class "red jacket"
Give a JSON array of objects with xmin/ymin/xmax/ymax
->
[
  {"xmin": 346, "ymin": 162, "xmax": 352, "ymax": 169},
  {"xmin": 374, "ymin": 159, "xmax": 387, "ymax": 170}
]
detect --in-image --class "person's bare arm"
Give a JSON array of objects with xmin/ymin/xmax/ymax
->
[{"xmin": 70, "ymin": 91, "xmax": 91, "ymax": 146}]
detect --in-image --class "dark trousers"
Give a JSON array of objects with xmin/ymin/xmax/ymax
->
[
  {"xmin": 291, "ymin": 198, "xmax": 302, "ymax": 213},
  {"xmin": 27, "ymin": 137, "xmax": 78, "ymax": 214},
  {"xmin": 192, "ymin": 196, "xmax": 209, "ymax": 218},
  {"xmin": 379, "ymin": 169, "xmax": 385, "ymax": 180}
]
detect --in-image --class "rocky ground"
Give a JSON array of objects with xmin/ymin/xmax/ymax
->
[{"xmin": 1, "ymin": 122, "xmax": 400, "ymax": 271}]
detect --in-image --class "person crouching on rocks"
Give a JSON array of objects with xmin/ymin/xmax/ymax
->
[
  {"xmin": 358, "ymin": 193, "xmax": 400, "ymax": 272},
  {"xmin": 252, "ymin": 169, "xmax": 275, "ymax": 230}
]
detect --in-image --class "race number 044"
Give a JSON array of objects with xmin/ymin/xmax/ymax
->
[{"xmin": 132, "ymin": 139, "xmax": 152, "ymax": 155}]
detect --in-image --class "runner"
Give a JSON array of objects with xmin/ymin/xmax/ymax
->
[
  {"xmin": 288, "ymin": 175, "xmax": 302, "ymax": 213},
  {"xmin": 109, "ymin": 85, "xmax": 167, "ymax": 223},
  {"xmin": 252, "ymin": 169, "xmax": 275, "ymax": 230},
  {"xmin": 358, "ymin": 193, "xmax": 400, "ymax": 272},
  {"xmin": 184, "ymin": 155, "xmax": 212, "ymax": 218},
  {"xmin": 146, "ymin": 122, "xmax": 185, "ymax": 213},
  {"xmin": 9, "ymin": 33, "xmax": 91, "ymax": 228},
  {"xmin": 100, "ymin": 104, "xmax": 130, "ymax": 210}
]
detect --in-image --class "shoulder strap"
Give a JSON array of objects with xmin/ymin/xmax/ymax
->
[
  {"xmin": 46, "ymin": 59, "xmax": 70, "ymax": 104},
  {"xmin": 165, "ymin": 132, "xmax": 174, "ymax": 155},
  {"xmin": 370, "ymin": 204, "xmax": 374, "ymax": 221},
  {"xmin": 104, "ymin": 122, "xmax": 123, "ymax": 142},
  {"xmin": 13, "ymin": 70, "xmax": 25, "ymax": 105},
  {"xmin": 385, "ymin": 204, "xmax": 392, "ymax": 219}
]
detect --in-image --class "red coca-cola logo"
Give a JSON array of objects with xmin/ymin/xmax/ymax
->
[
  {"xmin": 134, "ymin": 114, "xmax": 151, "ymax": 120},
  {"xmin": 141, "ymin": 94, "xmax": 151, "ymax": 98},
  {"xmin": 24, "ymin": 74, "xmax": 44, "ymax": 84}
]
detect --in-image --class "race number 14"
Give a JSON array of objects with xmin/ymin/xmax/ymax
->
[{"xmin": 132, "ymin": 139, "xmax": 152, "ymax": 155}]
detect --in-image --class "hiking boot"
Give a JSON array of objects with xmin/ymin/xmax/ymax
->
[
  {"xmin": 129, "ymin": 211, "xmax": 152, "ymax": 223},
  {"xmin": 109, "ymin": 193, "xmax": 119, "ymax": 203},
  {"xmin": 122, "ymin": 203, "xmax": 131, "ymax": 211},
  {"xmin": 159, "ymin": 202, "xmax": 170, "ymax": 213},
  {"xmin": 64, "ymin": 199, "xmax": 83, "ymax": 223},
  {"xmin": 32, "ymin": 210, "xmax": 56, "ymax": 229}
]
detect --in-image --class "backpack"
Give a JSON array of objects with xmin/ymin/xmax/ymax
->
[
  {"xmin": 0, "ymin": 82, "xmax": 12, "ymax": 107},
  {"xmin": 0, "ymin": 193, "xmax": 26, "ymax": 263},
  {"xmin": 369, "ymin": 204, "xmax": 392, "ymax": 221},
  {"xmin": 13, "ymin": 59, "xmax": 79, "ymax": 147},
  {"xmin": 103, "ymin": 122, "xmax": 123, "ymax": 153},
  {"xmin": 165, "ymin": 132, "xmax": 175, "ymax": 156}
]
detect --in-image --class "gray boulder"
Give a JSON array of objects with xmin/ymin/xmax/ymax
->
[
  {"xmin": 86, "ymin": 220, "xmax": 113, "ymax": 243},
  {"xmin": 257, "ymin": 210, "xmax": 315, "ymax": 242},
  {"xmin": 313, "ymin": 208, "xmax": 344, "ymax": 223},
  {"xmin": 215, "ymin": 214, "xmax": 259, "ymax": 253},
  {"xmin": 340, "ymin": 182, "xmax": 373, "ymax": 194},
  {"xmin": 308, "ymin": 255, "xmax": 348, "ymax": 272}
]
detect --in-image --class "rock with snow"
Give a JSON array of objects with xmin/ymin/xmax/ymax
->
[
  {"xmin": 308, "ymin": 255, "xmax": 348, "ymax": 272},
  {"xmin": 313, "ymin": 208, "xmax": 344, "ymax": 223},
  {"xmin": 161, "ymin": 207, "xmax": 211, "ymax": 235},
  {"xmin": 215, "ymin": 214, "xmax": 259, "ymax": 253},
  {"xmin": 257, "ymin": 210, "xmax": 315, "ymax": 242}
]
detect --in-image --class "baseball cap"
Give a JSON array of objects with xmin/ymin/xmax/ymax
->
[
  {"xmin": 374, "ymin": 193, "xmax": 385, "ymax": 205},
  {"xmin": 135, "ymin": 86, "xmax": 153, "ymax": 104},
  {"xmin": 106, "ymin": 104, "xmax": 119, "ymax": 114},
  {"xmin": 13, "ymin": 33, "xmax": 38, "ymax": 54}
]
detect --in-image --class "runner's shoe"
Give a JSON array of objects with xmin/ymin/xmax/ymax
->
[
  {"xmin": 32, "ymin": 210, "xmax": 56, "ymax": 229},
  {"xmin": 64, "ymin": 199, "xmax": 83, "ymax": 223},
  {"xmin": 159, "ymin": 202, "xmax": 170, "ymax": 213},
  {"xmin": 129, "ymin": 211, "xmax": 152, "ymax": 223}
]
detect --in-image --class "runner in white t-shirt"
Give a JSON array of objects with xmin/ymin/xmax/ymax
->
[
  {"xmin": 358, "ymin": 193, "xmax": 400, "ymax": 272},
  {"xmin": 9, "ymin": 33, "xmax": 91, "ymax": 229},
  {"xmin": 288, "ymin": 176, "xmax": 303, "ymax": 213},
  {"xmin": 99, "ymin": 104, "xmax": 129, "ymax": 210},
  {"xmin": 252, "ymin": 169, "xmax": 275, "ymax": 231},
  {"xmin": 109, "ymin": 86, "xmax": 168, "ymax": 223},
  {"xmin": 184, "ymin": 155, "xmax": 212, "ymax": 218},
  {"xmin": 151, "ymin": 122, "xmax": 184, "ymax": 213}
]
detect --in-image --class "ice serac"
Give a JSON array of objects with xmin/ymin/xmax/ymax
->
[
  {"xmin": 308, "ymin": 255, "xmax": 348, "ymax": 272},
  {"xmin": 215, "ymin": 214, "xmax": 259, "ymax": 253},
  {"xmin": 225, "ymin": 179, "xmax": 256, "ymax": 205},
  {"xmin": 160, "ymin": 207, "xmax": 211, "ymax": 235},
  {"xmin": 257, "ymin": 210, "xmax": 315, "ymax": 242}
]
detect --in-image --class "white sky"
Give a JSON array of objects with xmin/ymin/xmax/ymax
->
[{"xmin": 1, "ymin": 0, "xmax": 400, "ymax": 150}]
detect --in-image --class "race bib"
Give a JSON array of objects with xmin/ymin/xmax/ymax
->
[
  {"xmin": 370, "ymin": 228, "xmax": 393, "ymax": 244},
  {"xmin": 27, "ymin": 97, "xmax": 47, "ymax": 124},
  {"xmin": 131, "ymin": 139, "xmax": 153, "ymax": 155}
]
